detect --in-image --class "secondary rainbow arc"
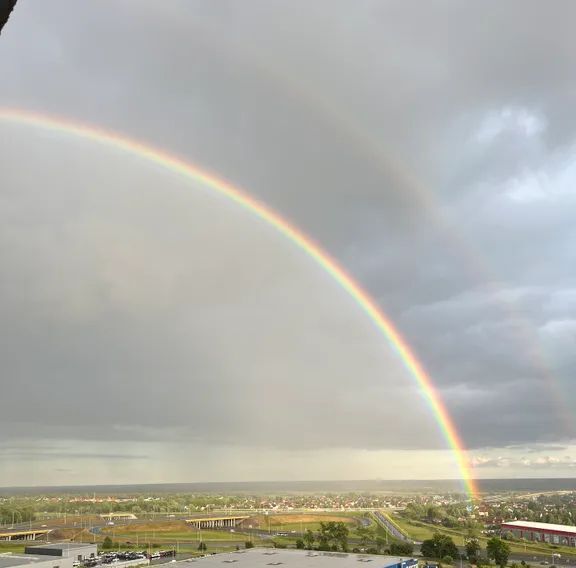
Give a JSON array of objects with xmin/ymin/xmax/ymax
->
[{"xmin": 0, "ymin": 107, "xmax": 479, "ymax": 499}]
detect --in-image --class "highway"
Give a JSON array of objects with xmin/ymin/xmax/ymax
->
[{"xmin": 373, "ymin": 511, "xmax": 414, "ymax": 543}]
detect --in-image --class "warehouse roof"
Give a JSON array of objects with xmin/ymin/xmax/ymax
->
[
  {"xmin": 180, "ymin": 549, "xmax": 416, "ymax": 568},
  {"xmin": 0, "ymin": 555, "xmax": 61, "ymax": 568},
  {"xmin": 502, "ymin": 520, "xmax": 576, "ymax": 535}
]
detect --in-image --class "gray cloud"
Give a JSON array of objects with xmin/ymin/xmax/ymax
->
[
  {"xmin": 1, "ymin": 0, "xmax": 576, "ymax": 482},
  {"xmin": 0, "ymin": 451, "xmax": 149, "ymax": 461},
  {"xmin": 473, "ymin": 455, "xmax": 576, "ymax": 470}
]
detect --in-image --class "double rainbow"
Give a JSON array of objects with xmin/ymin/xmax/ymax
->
[{"xmin": 0, "ymin": 108, "xmax": 478, "ymax": 499}]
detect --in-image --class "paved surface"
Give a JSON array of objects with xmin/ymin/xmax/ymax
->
[{"xmin": 373, "ymin": 512, "xmax": 412, "ymax": 543}]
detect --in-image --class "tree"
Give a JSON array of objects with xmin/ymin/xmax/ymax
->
[
  {"xmin": 487, "ymin": 537, "xmax": 510, "ymax": 568},
  {"xmin": 366, "ymin": 548, "xmax": 379, "ymax": 555},
  {"xmin": 317, "ymin": 522, "xmax": 349, "ymax": 552},
  {"xmin": 375, "ymin": 536, "xmax": 387, "ymax": 554},
  {"xmin": 421, "ymin": 539, "xmax": 436, "ymax": 558},
  {"xmin": 198, "ymin": 542, "xmax": 207, "ymax": 552},
  {"xmin": 102, "ymin": 537, "xmax": 113, "ymax": 550},
  {"xmin": 317, "ymin": 524, "xmax": 330, "ymax": 550},
  {"xmin": 466, "ymin": 538, "xmax": 481, "ymax": 562},
  {"xmin": 390, "ymin": 542, "xmax": 414, "ymax": 555},
  {"xmin": 296, "ymin": 539, "xmax": 305, "ymax": 550},
  {"xmin": 467, "ymin": 528, "xmax": 480, "ymax": 539},
  {"xmin": 332, "ymin": 522, "xmax": 350, "ymax": 552},
  {"xmin": 303, "ymin": 530, "xmax": 315, "ymax": 550},
  {"xmin": 245, "ymin": 541, "xmax": 254, "ymax": 549},
  {"xmin": 357, "ymin": 526, "xmax": 373, "ymax": 549},
  {"xmin": 427, "ymin": 507, "xmax": 448, "ymax": 523},
  {"xmin": 443, "ymin": 517, "xmax": 460, "ymax": 529},
  {"xmin": 421, "ymin": 534, "xmax": 459, "ymax": 560}
]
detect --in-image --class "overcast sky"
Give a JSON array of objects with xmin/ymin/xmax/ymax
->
[{"xmin": 1, "ymin": 0, "xmax": 576, "ymax": 487}]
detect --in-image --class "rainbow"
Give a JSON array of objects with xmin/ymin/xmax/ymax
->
[{"xmin": 0, "ymin": 107, "xmax": 479, "ymax": 499}]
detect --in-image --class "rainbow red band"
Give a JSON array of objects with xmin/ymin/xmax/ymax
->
[{"xmin": 0, "ymin": 107, "xmax": 479, "ymax": 499}]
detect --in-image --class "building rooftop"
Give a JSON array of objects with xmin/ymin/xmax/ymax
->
[
  {"xmin": 0, "ymin": 555, "xmax": 61, "ymax": 568},
  {"xmin": 179, "ymin": 549, "xmax": 415, "ymax": 568},
  {"xmin": 502, "ymin": 520, "xmax": 576, "ymax": 535}
]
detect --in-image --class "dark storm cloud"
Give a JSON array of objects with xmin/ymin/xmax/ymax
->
[{"xmin": 1, "ymin": 0, "xmax": 576, "ymax": 473}]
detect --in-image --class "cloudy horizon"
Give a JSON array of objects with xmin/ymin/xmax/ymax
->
[{"xmin": 1, "ymin": 0, "xmax": 576, "ymax": 486}]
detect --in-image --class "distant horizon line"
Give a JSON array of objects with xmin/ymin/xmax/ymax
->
[{"xmin": 2, "ymin": 477, "xmax": 576, "ymax": 493}]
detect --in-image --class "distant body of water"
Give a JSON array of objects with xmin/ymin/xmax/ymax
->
[{"xmin": 1, "ymin": 478, "xmax": 576, "ymax": 495}]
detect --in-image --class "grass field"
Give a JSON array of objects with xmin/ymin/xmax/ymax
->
[
  {"xmin": 104, "ymin": 521, "xmax": 190, "ymax": 533},
  {"xmin": 99, "ymin": 520, "xmax": 269, "ymax": 549},
  {"xmin": 104, "ymin": 530, "xmax": 247, "ymax": 542},
  {"xmin": 253, "ymin": 513, "xmax": 363, "ymax": 534},
  {"xmin": 103, "ymin": 522, "xmax": 217, "ymax": 540},
  {"xmin": 390, "ymin": 515, "xmax": 437, "ymax": 542}
]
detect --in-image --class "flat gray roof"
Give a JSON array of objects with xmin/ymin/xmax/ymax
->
[
  {"xmin": 179, "ymin": 549, "xmax": 414, "ymax": 568},
  {"xmin": 0, "ymin": 555, "xmax": 61, "ymax": 568}
]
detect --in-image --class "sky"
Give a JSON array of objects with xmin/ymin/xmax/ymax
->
[{"xmin": 1, "ymin": 0, "xmax": 576, "ymax": 487}]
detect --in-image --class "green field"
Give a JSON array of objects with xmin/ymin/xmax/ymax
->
[
  {"xmin": 263, "ymin": 521, "xmax": 366, "ymax": 534},
  {"xmin": 258, "ymin": 512, "xmax": 367, "ymax": 534},
  {"xmin": 390, "ymin": 515, "xmax": 437, "ymax": 542}
]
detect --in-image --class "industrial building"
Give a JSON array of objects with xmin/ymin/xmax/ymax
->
[
  {"xmin": 0, "ymin": 553, "xmax": 72, "ymax": 568},
  {"xmin": 502, "ymin": 520, "xmax": 576, "ymax": 546},
  {"xmin": 24, "ymin": 544, "xmax": 97, "ymax": 562},
  {"xmin": 178, "ymin": 548, "xmax": 418, "ymax": 568},
  {"xmin": 0, "ymin": 543, "xmax": 96, "ymax": 568}
]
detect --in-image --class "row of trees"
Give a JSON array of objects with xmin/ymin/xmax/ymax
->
[
  {"xmin": 0, "ymin": 505, "xmax": 35, "ymax": 524},
  {"xmin": 296, "ymin": 521, "xmax": 415, "ymax": 556},
  {"xmin": 421, "ymin": 533, "xmax": 511, "ymax": 568},
  {"xmin": 300, "ymin": 522, "xmax": 350, "ymax": 552}
]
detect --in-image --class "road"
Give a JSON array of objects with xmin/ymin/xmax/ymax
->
[{"xmin": 373, "ymin": 511, "xmax": 414, "ymax": 543}]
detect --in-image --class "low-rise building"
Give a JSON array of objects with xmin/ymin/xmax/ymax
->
[
  {"xmin": 178, "ymin": 549, "xmax": 417, "ymax": 568},
  {"xmin": 24, "ymin": 544, "xmax": 97, "ymax": 563},
  {"xmin": 502, "ymin": 520, "xmax": 576, "ymax": 547},
  {"xmin": 0, "ymin": 551, "xmax": 73, "ymax": 568}
]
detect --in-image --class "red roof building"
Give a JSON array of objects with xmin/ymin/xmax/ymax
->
[{"xmin": 501, "ymin": 521, "xmax": 576, "ymax": 547}]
